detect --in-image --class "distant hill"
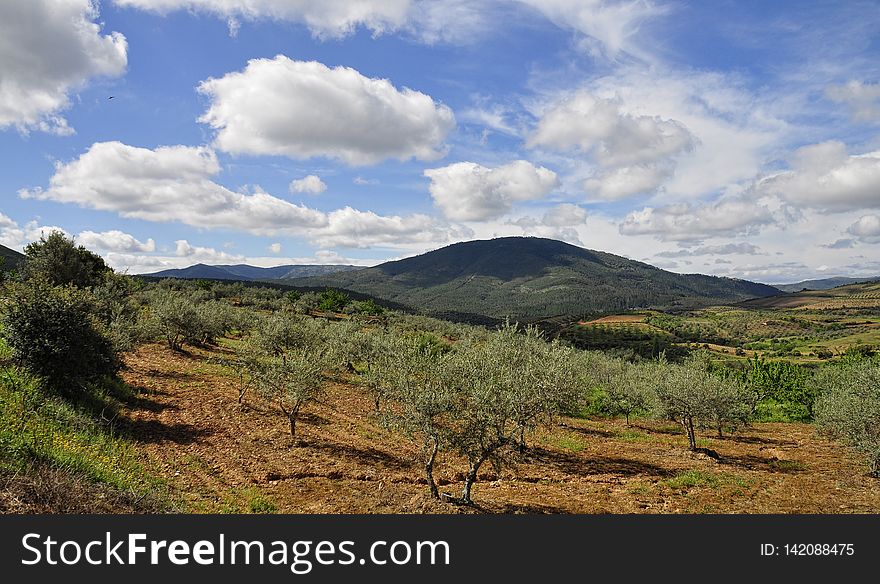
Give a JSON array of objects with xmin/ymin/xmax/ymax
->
[
  {"xmin": 775, "ymin": 276, "xmax": 880, "ymax": 293},
  {"xmin": 740, "ymin": 281, "xmax": 880, "ymax": 310},
  {"xmin": 288, "ymin": 237, "xmax": 782, "ymax": 320},
  {"xmin": 0, "ymin": 244, "xmax": 25, "ymax": 271},
  {"xmin": 141, "ymin": 263, "xmax": 360, "ymax": 281}
]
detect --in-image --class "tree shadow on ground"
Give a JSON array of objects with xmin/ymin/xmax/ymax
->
[{"xmin": 524, "ymin": 446, "xmax": 674, "ymax": 478}]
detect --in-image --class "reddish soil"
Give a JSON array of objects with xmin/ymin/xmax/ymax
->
[{"xmin": 118, "ymin": 343, "xmax": 880, "ymax": 514}]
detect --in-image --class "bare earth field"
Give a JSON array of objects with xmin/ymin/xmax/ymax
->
[{"xmin": 119, "ymin": 343, "xmax": 880, "ymax": 514}]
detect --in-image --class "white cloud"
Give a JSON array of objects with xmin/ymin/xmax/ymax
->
[
  {"xmin": 197, "ymin": 56, "xmax": 455, "ymax": 165},
  {"xmin": 541, "ymin": 203, "xmax": 588, "ymax": 227},
  {"xmin": 655, "ymin": 242, "xmax": 762, "ymax": 258},
  {"xmin": 268, "ymin": 242, "xmax": 282, "ymax": 254},
  {"xmin": 311, "ymin": 207, "xmax": 472, "ymax": 249},
  {"xmin": 826, "ymin": 80, "xmax": 880, "ymax": 123},
  {"xmin": 0, "ymin": 212, "xmax": 68, "ymax": 250},
  {"xmin": 424, "ymin": 160, "xmax": 559, "ymax": 221},
  {"xmin": 584, "ymin": 164, "xmax": 671, "ymax": 200},
  {"xmin": 289, "ymin": 175, "xmax": 327, "ymax": 195},
  {"xmin": 758, "ymin": 141, "xmax": 880, "ymax": 212},
  {"xmin": 174, "ymin": 240, "xmax": 244, "ymax": 263},
  {"xmin": 20, "ymin": 141, "xmax": 327, "ymax": 235},
  {"xmin": 620, "ymin": 197, "xmax": 777, "ymax": 241},
  {"xmin": 847, "ymin": 214, "xmax": 880, "ymax": 243},
  {"xmin": 114, "ymin": 0, "xmax": 411, "ymax": 39},
  {"xmin": 528, "ymin": 92, "xmax": 695, "ymax": 168},
  {"xmin": 516, "ymin": 0, "xmax": 666, "ymax": 59},
  {"xmin": 0, "ymin": 0, "xmax": 127, "ymax": 134},
  {"xmin": 78, "ymin": 230, "xmax": 156, "ymax": 253},
  {"xmin": 508, "ymin": 204, "xmax": 588, "ymax": 245},
  {"xmin": 21, "ymin": 141, "xmax": 469, "ymax": 251},
  {"xmin": 353, "ymin": 176, "xmax": 379, "ymax": 186}
]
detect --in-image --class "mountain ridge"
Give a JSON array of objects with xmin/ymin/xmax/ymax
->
[
  {"xmin": 285, "ymin": 237, "xmax": 782, "ymax": 319},
  {"xmin": 140, "ymin": 263, "xmax": 360, "ymax": 281}
]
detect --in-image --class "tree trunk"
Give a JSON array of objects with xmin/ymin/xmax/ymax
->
[
  {"xmin": 461, "ymin": 453, "xmax": 489, "ymax": 505},
  {"xmin": 716, "ymin": 419, "xmax": 724, "ymax": 439},
  {"xmin": 685, "ymin": 416, "xmax": 697, "ymax": 450},
  {"xmin": 625, "ymin": 411, "xmax": 631, "ymax": 426},
  {"xmin": 425, "ymin": 435, "xmax": 440, "ymax": 498}
]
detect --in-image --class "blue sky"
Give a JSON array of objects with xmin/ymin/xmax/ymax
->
[{"xmin": 1, "ymin": 0, "xmax": 879, "ymax": 283}]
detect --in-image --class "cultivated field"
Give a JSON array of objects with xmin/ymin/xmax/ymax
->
[{"xmin": 113, "ymin": 342, "xmax": 879, "ymax": 514}]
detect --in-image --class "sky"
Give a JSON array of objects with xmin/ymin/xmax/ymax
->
[{"xmin": 1, "ymin": 0, "xmax": 879, "ymax": 284}]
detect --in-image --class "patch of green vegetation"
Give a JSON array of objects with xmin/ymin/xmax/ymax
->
[
  {"xmin": 769, "ymin": 459, "xmax": 807, "ymax": 472},
  {"xmin": 0, "ymin": 366, "xmax": 169, "ymax": 507},
  {"xmin": 665, "ymin": 470, "xmax": 721, "ymax": 490},
  {"xmin": 550, "ymin": 434, "xmax": 588, "ymax": 453},
  {"xmin": 614, "ymin": 429, "xmax": 649, "ymax": 442}
]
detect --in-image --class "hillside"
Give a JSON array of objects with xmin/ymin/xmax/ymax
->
[
  {"xmin": 289, "ymin": 237, "xmax": 781, "ymax": 320},
  {"xmin": 740, "ymin": 280, "xmax": 880, "ymax": 310},
  {"xmin": 0, "ymin": 244, "xmax": 24, "ymax": 271},
  {"xmin": 142, "ymin": 263, "xmax": 359, "ymax": 281},
  {"xmin": 775, "ymin": 276, "xmax": 880, "ymax": 293}
]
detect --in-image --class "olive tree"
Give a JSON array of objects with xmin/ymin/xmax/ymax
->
[
  {"xmin": 814, "ymin": 358, "xmax": 880, "ymax": 476},
  {"xmin": 654, "ymin": 354, "xmax": 756, "ymax": 449},
  {"xmin": 382, "ymin": 339, "xmax": 458, "ymax": 498},
  {"xmin": 606, "ymin": 362, "xmax": 658, "ymax": 425},
  {"xmin": 249, "ymin": 348, "xmax": 325, "ymax": 439},
  {"xmin": 445, "ymin": 324, "xmax": 579, "ymax": 504}
]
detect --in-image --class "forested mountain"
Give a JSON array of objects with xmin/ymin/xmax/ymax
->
[
  {"xmin": 142, "ymin": 263, "xmax": 359, "ymax": 281},
  {"xmin": 288, "ymin": 237, "xmax": 782, "ymax": 320},
  {"xmin": 0, "ymin": 244, "xmax": 25, "ymax": 271},
  {"xmin": 775, "ymin": 276, "xmax": 880, "ymax": 293}
]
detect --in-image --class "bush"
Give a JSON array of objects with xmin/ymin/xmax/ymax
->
[
  {"xmin": 1, "ymin": 279, "xmax": 117, "ymax": 393},
  {"xmin": 23, "ymin": 231, "xmax": 109, "ymax": 288},
  {"xmin": 146, "ymin": 289, "xmax": 203, "ymax": 351},
  {"xmin": 814, "ymin": 358, "xmax": 880, "ymax": 476},
  {"xmin": 317, "ymin": 288, "xmax": 350, "ymax": 312}
]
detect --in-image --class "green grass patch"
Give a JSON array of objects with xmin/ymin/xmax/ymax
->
[
  {"xmin": 550, "ymin": 434, "xmax": 588, "ymax": 453},
  {"xmin": 0, "ymin": 366, "xmax": 170, "ymax": 509},
  {"xmin": 664, "ymin": 470, "xmax": 721, "ymax": 490},
  {"xmin": 614, "ymin": 429, "xmax": 650, "ymax": 442}
]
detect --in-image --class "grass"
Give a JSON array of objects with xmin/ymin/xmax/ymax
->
[
  {"xmin": 664, "ymin": 470, "xmax": 721, "ymax": 490},
  {"xmin": 550, "ymin": 434, "xmax": 588, "ymax": 453},
  {"xmin": 0, "ymin": 365, "xmax": 170, "ymax": 510},
  {"xmin": 614, "ymin": 429, "xmax": 650, "ymax": 442}
]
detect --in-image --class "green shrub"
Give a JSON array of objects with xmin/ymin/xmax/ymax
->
[
  {"xmin": 2, "ymin": 279, "xmax": 117, "ymax": 393},
  {"xmin": 814, "ymin": 358, "xmax": 880, "ymax": 476},
  {"xmin": 22, "ymin": 231, "xmax": 109, "ymax": 288}
]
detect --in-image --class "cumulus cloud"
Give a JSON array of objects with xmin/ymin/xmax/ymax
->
[
  {"xmin": 516, "ymin": 0, "xmax": 666, "ymax": 59},
  {"xmin": 20, "ymin": 141, "xmax": 327, "ymax": 235},
  {"xmin": 847, "ymin": 214, "xmax": 880, "ymax": 243},
  {"xmin": 758, "ymin": 141, "xmax": 880, "ymax": 211},
  {"xmin": 0, "ymin": 0, "xmax": 127, "ymax": 134},
  {"xmin": 268, "ymin": 242, "xmax": 282, "ymax": 254},
  {"xmin": 583, "ymin": 164, "xmax": 672, "ymax": 200},
  {"xmin": 507, "ymin": 204, "xmax": 588, "ymax": 245},
  {"xmin": 174, "ymin": 239, "xmax": 244, "ymax": 262},
  {"xmin": 21, "ymin": 141, "xmax": 468, "ymax": 250},
  {"xmin": 197, "ymin": 56, "xmax": 455, "ymax": 165},
  {"xmin": 78, "ymin": 230, "xmax": 156, "ymax": 253},
  {"xmin": 529, "ymin": 92, "xmax": 694, "ymax": 167},
  {"xmin": 311, "ymin": 207, "xmax": 472, "ymax": 249},
  {"xmin": 655, "ymin": 242, "xmax": 762, "ymax": 258},
  {"xmin": 424, "ymin": 160, "xmax": 559, "ymax": 221},
  {"xmin": 826, "ymin": 80, "xmax": 880, "ymax": 123},
  {"xmin": 289, "ymin": 175, "xmax": 327, "ymax": 195},
  {"xmin": 528, "ymin": 91, "xmax": 694, "ymax": 200},
  {"xmin": 0, "ymin": 213, "xmax": 68, "ymax": 249},
  {"xmin": 620, "ymin": 198, "xmax": 776, "ymax": 241}
]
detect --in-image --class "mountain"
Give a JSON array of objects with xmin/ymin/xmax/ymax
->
[
  {"xmin": 288, "ymin": 237, "xmax": 782, "ymax": 320},
  {"xmin": 141, "ymin": 263, "xmax": 360, "ymax": 281},
  {"xmin": 774, "ymin": 276, "xmax": 880, "ymax": 293},
  {"xmin": 0, "ymin": 244, "xmax": 25, "ymax": 271}
]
